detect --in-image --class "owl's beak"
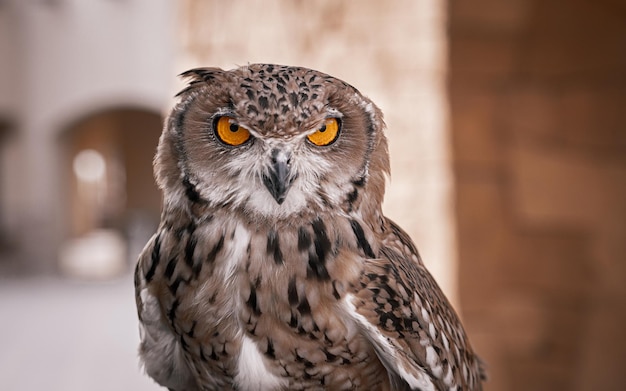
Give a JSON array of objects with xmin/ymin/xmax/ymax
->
[{"xmin": 262, "ymin": 150, "xmax": 293, "ymax": 205}]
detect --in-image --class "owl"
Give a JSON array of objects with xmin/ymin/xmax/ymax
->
[{"xmin": 134, "ymin": 64, "xmax": 485, "ymax": 391}]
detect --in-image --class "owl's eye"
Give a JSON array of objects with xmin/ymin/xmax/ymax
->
[
  {"xmin": 214, "ymin": 116, "xmax": 251, "ymax": 146},
  {"xmin": 307, "ymin": 118, "xmax": 341, "ymax": 146}
]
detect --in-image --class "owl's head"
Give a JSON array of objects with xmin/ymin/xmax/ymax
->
[{"xmin": 155, "ymin": 64, "xmax": 389, "ymax": 223}]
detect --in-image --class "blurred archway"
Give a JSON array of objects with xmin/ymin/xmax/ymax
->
[{"xmin": 58, "ymin": 108, "xmax": 162, "ymax": 278}]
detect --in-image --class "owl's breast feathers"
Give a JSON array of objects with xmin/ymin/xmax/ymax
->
[{"xmin": 135, "ymin": 210, "xmax": 485, "ymax": 390}]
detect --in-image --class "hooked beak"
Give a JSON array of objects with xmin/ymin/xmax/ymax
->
[{"xmin": 262, "ymin": 150, "xmax": 293, "ymax": 205}]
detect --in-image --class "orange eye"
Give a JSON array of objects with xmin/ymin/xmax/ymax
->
[
  {"xmin": 307, "ymin": 118, "xmax": 340, "ymax": 146},
  {"xmin": 215, "ymin": 116, "xmax": 251, "ymax": 146}
]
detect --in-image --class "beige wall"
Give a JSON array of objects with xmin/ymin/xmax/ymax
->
[{"xmin": 449, "ymin": 0, "xmax": 626, "ymax": 389}]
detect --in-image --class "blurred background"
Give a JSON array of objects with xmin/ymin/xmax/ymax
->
[{"xmin": 0, "ymin": 0, "xmax": 624, "ymax": 390}]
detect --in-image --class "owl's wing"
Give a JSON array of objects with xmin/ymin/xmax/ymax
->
[
  {"xmin": 134, "ymin": 233, "xmax": 201, "ymax": 391},
  {"xmin": 344, "ymin": 219, "xmax": 484, "ymax": 391}
]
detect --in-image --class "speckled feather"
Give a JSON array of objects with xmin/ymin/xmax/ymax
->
[{"xmin": 135, "ymin": 64, "xmax": 485, "ymax": 390}]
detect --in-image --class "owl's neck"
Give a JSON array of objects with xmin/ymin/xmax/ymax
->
[{"xmin": 161, "ymin": 189, "xmax": 385, "ymax": 239}]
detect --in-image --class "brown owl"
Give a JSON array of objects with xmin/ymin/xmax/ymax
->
[{"xmin": 134, "ymin": 64, "xmax": 485, "ymax": 390}]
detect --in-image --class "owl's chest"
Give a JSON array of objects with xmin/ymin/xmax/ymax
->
[
  {"xmin": 174, "ymin": 220, "xmax": 343, "ymax": 338},
  {"xmin": 162, "ymin": 219, "xmax": 385, "ymax": 388}
]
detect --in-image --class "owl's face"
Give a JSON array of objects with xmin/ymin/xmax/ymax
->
[{"xmin": 156, "ymin": 64, "xmax": 389, "ymax": 222}]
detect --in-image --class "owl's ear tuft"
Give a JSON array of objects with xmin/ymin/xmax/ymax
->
[
  {"xmin": 176, "ymin": 67, "xmax": 228, "ymax": 97},
  {"xmin": 179, "ymin": 67, "xmax": 226, "ymax": 83}
]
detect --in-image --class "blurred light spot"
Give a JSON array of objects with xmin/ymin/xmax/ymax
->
[
  {"xmin": 73, "ymin": 149, "xmax": 106, "ymax": 183},
  {"xmin": 58, "ymin": 229, "xmax": 127, "ymax": 279}
]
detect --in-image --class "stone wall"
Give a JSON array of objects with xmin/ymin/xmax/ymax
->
[{"xmin": 449, "ymin": 0, "xmax": 626, "ymax": 389}]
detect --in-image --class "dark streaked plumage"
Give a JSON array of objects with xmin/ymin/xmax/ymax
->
[{"xmin": 135, "ymin": 64, "xmax": 485, "ymax": 390}]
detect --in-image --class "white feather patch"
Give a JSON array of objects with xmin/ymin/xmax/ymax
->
[
  {"xmin": 429, "ymin": 322, "xmax": 437, "ymax": 340},
  {"xmin": 235, "ymin": 336, "xmax": 287, "ymax": 391},
  {"xmin": 443, "ymin": 364, "xmax": 454, "ymax": 387},
  {"xmin": 342, "ymin": 294, "xmax": 436, "ymax": 391},
  {"xmin": 221, "ymin": 223, "xmax": 252, "ymax": 281},
  {"xmin": 442, "ymin": 332, "xmax": 450, "ymax": 351}
]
